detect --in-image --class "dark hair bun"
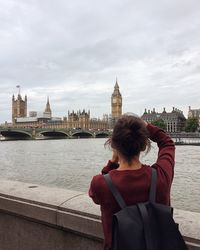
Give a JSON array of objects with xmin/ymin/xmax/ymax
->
[{"xmin": 111, "ymin": 115, "xmax": 150, "ymax": 164}]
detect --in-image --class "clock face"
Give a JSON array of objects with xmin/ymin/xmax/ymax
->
[{"xmin": 112, "ymin": 98, "xmax": 117, "ymax": 103}]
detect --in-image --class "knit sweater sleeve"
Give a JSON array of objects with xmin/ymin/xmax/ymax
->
[
  {"xmin": 101, "ymin": 160, "xmax": 119, "ymax": 174},
  {"xmin": 88, "ymin": 174, "xmax": 106, "ymax": 205},
  {"xmin": 88, "ymin": 160, "xmax": 119, "ymax": 204},
  {"xmin": 147, "ymin": 123, "xmax": 175, "ymax": 185}
]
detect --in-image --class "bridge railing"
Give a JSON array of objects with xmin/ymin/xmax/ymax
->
[{"xmin": 169, "ymin": 132, "xmax": 200, "ymax": 138}]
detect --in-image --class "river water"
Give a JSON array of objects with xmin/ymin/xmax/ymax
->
[{"xmin": 0, "ymin": 138, "xmax": 199, "ymax": 213}]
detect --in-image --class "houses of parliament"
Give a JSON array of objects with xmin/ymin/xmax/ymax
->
[
  {"xmin": 11, "ymin": 81, "xmax": 122, "ymax": 130},
  {"xmin": 10, "ymin": 79, "xmax": 190, "ymax": 133}
]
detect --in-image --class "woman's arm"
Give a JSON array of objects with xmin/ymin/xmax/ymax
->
[
  {"xmin": 88, "ymin": 176, "xmax": 100, "ymax": 204},
  {"xmin": 147, "ymin": 123, "xmax": 175, "ymax": 183},
  {"xmin": 101, "ymin": 150, "xmax": 119, "ymax": 174},
  {"xmin": 89, "ymin": 151, "xmax": 119, "ymax": 203}
]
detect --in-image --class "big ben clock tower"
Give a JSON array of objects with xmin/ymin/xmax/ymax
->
[{"xmin": 111, "ymin": 79, "xmax": 122, "ymax": 120}]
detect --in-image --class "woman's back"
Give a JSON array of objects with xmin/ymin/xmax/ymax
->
[{"xmin": 89, "ymin": 120, "xmax": 175, "ymax": 250}]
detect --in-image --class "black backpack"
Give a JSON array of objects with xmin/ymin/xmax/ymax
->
[{"xmin": 103, "ymin": 168, "xmax": 188, "ymax": 250}]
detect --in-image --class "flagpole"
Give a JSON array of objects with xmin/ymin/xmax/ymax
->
[{"xmin": 16, "ymin": 85, "xmax": 21, "ymax": 95}]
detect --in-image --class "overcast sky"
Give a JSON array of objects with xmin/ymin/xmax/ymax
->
[{"xmin": 0, "ymin": 0, "xmax": 200, "ymax": 123}]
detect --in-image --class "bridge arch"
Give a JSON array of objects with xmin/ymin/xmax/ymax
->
[
  {"xmin": 0, "ymin": 130, "xmax": 32, "ymax": 140},
  {"xmin": 72, "ymin": 131, "xmax": 93, "ymax": 138},
  {"xmin": 95, "ymin": 132, "xmax": 109, "ymax": 138},
  {"xmin": 39, "ymin": 130, "xmax": 70, "ymax": 139}
]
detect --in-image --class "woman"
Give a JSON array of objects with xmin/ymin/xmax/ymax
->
[{"xmin": 89, "ymin": 115, "xmax": 175, "ymax": 250}]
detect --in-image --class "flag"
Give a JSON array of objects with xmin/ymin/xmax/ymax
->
[{"xmin": 16, "ymin": 85, "xmax": 20, "ymax": 88}]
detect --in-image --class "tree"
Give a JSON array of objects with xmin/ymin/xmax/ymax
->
[
  {"xmin": 185, "ymin": 117, "xmax": 199, "ymax": 132},
  {"xmin": 151, "ymin": 119, "xmax": 166, "ymax": 130}
]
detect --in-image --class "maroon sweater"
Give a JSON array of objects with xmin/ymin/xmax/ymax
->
[{"xmin": 89, "ymin": 124, "xmax": 175, "ymax": 250}]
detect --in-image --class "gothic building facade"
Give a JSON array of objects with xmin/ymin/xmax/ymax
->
[
  {"xmin": 59, "ymin": 110, "xmax": 108, "ymax": 130},
  {"xmin": 141, "ymin": 107, "xmax": 186, "ymax": 132},
  {"xmin": 12, "ymin": 93, "xmax": 27, "ymax": 124},
  {"xmin": 13, "ymin": 97, "xmax": 54, "ymax": 127},
  {"xmin": 11, "ymin": 92, "xmax": 111, "ymax": 130}
]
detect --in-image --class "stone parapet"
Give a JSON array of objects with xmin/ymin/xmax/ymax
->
[{"xmin": 0, "ymin": 179, "xmax": 199, "ymax": 250}]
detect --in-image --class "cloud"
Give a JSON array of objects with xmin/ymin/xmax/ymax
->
[{"xmin": 0, "ymin": 0, "xmax": 200, "ymax": 123}]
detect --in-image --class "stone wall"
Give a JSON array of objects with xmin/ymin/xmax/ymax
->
[{"xmin": 0, "ymin": 179, "xmax": 199, "ymax": 250}]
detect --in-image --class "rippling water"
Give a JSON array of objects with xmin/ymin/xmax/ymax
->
[{"xmin": 0, "ymin": 139, "xmax": 199, "ymax": 213}]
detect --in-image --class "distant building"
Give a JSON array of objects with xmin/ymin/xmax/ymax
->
[
  {"xmin": 13, "ymin": 97, "xmax": 53, "ymax": 128},
  {"xmin": 141, "ymin": 107, "xmax": 186, "ymax": 132},
  {"xmin": 12, "ymin": 93, "xmax": 27, "ymax": 124},
  {"xmin": 64, "ymin": 110, "xmax": 90, "ymax": 129},
  {"xmin": 44, "ymin": 96, "xmax": 52, "ymax": 118},
  {"xmin": 11, "ymin": 93, "xmax": 108, "ymax": 130},
  {"xmin": 188, "ymin": 106, "xmax": 200, "ymax": 126},
  {"xmin": 10, "ymin": 81, "xmax": 124, "ymax": 130},
  {"xmin": 111, "ymin": 79, "xmax": 122, "ymax": 126},
  {"xmin": 62, "ymin": 110, "xmax": 108, "ymax": 130}
]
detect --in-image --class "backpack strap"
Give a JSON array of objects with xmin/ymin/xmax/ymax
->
[
  {"xmin": 137, "ymin": 168, "xmax": 158, "ymax": 250},
  {"xmin": 103, "ymin": 174, "xmax": 126, "ymax": 209},
  {"xmin": 137, "ymin": 203, "xmax": 155, "ymax": 250},
  {"xmin": 103, "ymin": 167, "xmax": 157, "ymax": 209},
  {"xmin": 149, "ymin": 167, "xmax": 157, "ymax": 203}
]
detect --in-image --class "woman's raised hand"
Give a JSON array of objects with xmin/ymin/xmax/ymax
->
[{"xmin": 111, "ymin": 150, "xmax": 119, "ymax": 163}]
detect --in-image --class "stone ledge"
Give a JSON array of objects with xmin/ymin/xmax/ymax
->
[
  {"xmin": 0, "ymin": 195, "xmax": 57, "ymax": 225},
  {"xmin": 0, "ymin": 179, "xmax": 199, "ymax": 247},
  {"xmin": 0, "ymin": 178, "xmax": 83, "ymax": 208},
  {"xmin": 0, "ymin": 179, "xmax": 102, "ymax": 239},
  {"xmin": 59, "ymin": 193, "xmax": 101, "ymax": 219}
]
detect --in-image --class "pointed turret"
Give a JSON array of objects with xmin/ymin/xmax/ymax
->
[
  {"xmin": 113, "ymin": 78, "xmax": 121, "ymax": 96},
  {"xmin": 17, "ymin": 93, "xmax": 22, "ymax": 100},
  {"xmin": 44, "ymin": 96, "xmax": 52, "ymax": 118},
  {"xmin": 115, "ymin": 78, "xmax": 119, "ymax": 89},
  {"xmin": 45, "ymin": 97, "xmax": 51, "ymax": 112}
]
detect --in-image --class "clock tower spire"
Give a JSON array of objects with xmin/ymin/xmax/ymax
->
[{"xmin": 111, "ymin": 79, "xmax": 122, "ymax": 120}]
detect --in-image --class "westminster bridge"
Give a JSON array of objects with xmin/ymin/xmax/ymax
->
[
  {"xmin": 1, "ymin": 127, "xmax": 200, "ymax": 142},
  {"xmin": 0, "ymin": 127, "xmax": 111, "ymax": 140}
]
